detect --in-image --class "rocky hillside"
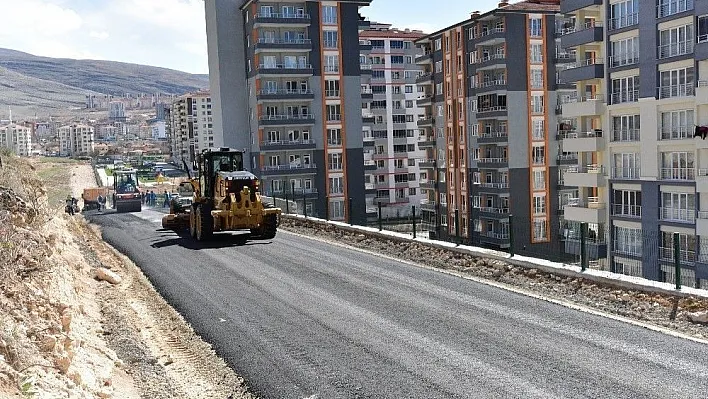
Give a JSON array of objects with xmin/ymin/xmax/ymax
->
[{"xmin": 0, "ymin": 48, "xmax": 209, "ymax": 117}]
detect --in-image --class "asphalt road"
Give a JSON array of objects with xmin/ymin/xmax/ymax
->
[{"xmin": 87, "ymin": 208, "xmax": 708, "ymax": 399}]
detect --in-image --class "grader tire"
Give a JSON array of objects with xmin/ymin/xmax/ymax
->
[
  {"xmin": 261, "ymin": 214, "xmax": 278, "ymax": 240},
  {"xmin": 195, "ymin": 204, "xmax": 213, "ymax": 241},
  {"xmin": 189, "ymin": 206, "xmax": 197, "ymax": 238}
]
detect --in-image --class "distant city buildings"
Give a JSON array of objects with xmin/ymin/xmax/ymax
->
[
  {"xmin": 168, "ymin": 91, "xmax": 213, "ymax": 167},
  {"xmin": 108, "ymin": 101, "xmax": 127, "ymax": 122},
  {"xmin": 58, "ymin": 124, "xmax": 95, "ymax": 156},
  {"xmin": 86, "ymin": 93, "xmax": 178, "ymax": 110},
  {"xmin": 0, "ymin": 123, "xmax": 32, "ymax": 156},
  {"xmin": 150, "ymin": 120, "xmax": 167, "ymax": 140}
]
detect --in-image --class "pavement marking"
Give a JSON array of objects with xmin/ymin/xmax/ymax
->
[{"xmin": 280, "ymin": 229, "xmax": 708, "ymax": 346}]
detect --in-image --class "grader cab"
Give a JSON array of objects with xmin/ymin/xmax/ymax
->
[{"xmin": 161, "ymin": 148, "xmax": 281, "ymax": 242}]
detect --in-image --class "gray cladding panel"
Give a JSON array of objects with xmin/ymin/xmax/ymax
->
[
  {"xmin": 640, "ymin": 181, "xmax": 660, "ymax": 281},
  {"xmin": 638, "ymin": 3, "xmax": 658, "ymax": 99},
  {"xmin": 307, "ymin": 3, "xmax": 322, "ymax": 75},
  {"xmin": 506, "ymin": 91, "xmax": 529, "ymax": 169},
  {"xmin": 505, "ymin": 14, "xmax": 529, "ymax": 92},
  {"xmin": 346, "ymin": 148, "xmax": 366, "ymax": 223},
  {"xmin": 343, "ymin": 76, "xmax": 364, "ymax": 148},
  {"xmin": 340, "ymin": 3, "xmax": 362, "ymax": 76}
]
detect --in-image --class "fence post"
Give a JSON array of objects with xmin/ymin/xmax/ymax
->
[
  {"xmin": 291, "ymin": 181, "xmax": 296, "ymax": 214},
  {"xmin": 378, "ymin": 202, "xmax": 383, "ymax": 231},
  {"xmin": 674, "ymin": 232, "xmax": 682, "ymax": 290},
  {"xmin": 412, "ymin": 205, "xmax": 417, "ymax": 239},
  {"xmin": 349, "ymin": 197, "xmax": 353, "ymax": 226},
  {"xmin": 508, "ymin": 214, "xmax": 514, "ymax": 257},
  {"xmin": 325, "ymin": 198, "xmax": 329, "ymax": 221},
  {"xmin": 580, "ymin": 222, "xmax": 588, "ymax": 272},
  {"xmin": 455, "ymin": 209, "xmax": 460, "ymax": 246},
  {"xmin": 285, "ymin": 189, "xmax": 289, "ymax": 214},
  {"xmin": 303, "ymin": 190, "xmax": 307, "ymax": 218}
]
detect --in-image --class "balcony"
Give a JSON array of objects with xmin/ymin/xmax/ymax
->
[
  {"xmin": 660, "ymin": 167, "xmax": 695, "ymax": 181},
  {"xmin": 418, "ymin": 136, "xmax": 436, "ymax": 148},
  {"xmin": 256, "ymin": 88, "xmax": 314, "ymax": 101},
  {"xmin": 475, "ymin": 182, "xmax": 510, "ymax": 193},
  {"xmin": 415, "ymin": 53, "xmax": 432, "ymax": 64},
  {"xmin": 364, "ymin": 160, "xmax": 376, "ymax": 170},
  {"xmin": 256, "ymin": 63, "xmax": 313, "ymax": 76},
  {"xmin": 260, "ymin": 139, "xmax": 316, "ymax": 151},
  {"xmin": 253, "ymin": 12, "xmax": 311, "ymax": 27},
  {"xmin": 563, "ymin": 165, "xmax": 606, "ymax": 187},
  {"xmin": 560, "ymin": 0, "xmax": 602, "ymax": 13},
  {"xmin": 557, "ymin": 154, "xmax": 579, "ymax": 165},
  {"xmin": 562, "ymin": 130, "xmax": 604, "ymax": 152},
  {"xmin": 660, "ymin": 126, "xmax": 691, "ymax": 140},
  {"xmin": 420, "ymin": 199, "xmax": 437, "ymax": 212},
  {"xmin": 420, "ymin": 180, "xmax": 436, "ymax": 190},
  {"xmin": 661, "ymin": 207, "xmax": 696, "ymax": 224},
  {"xmin": 419, "ymin": 159, "xmax": 436, "ymax": 169},
  {"xmin": 612, "ymin": 167, "xmax": 641, "ymax": 180},
  {"xmin": 416, "ymin": 94, "xmax": 433, "ymax": 107},
  {"xmin": 478, "ymin": 231, "xmax": 510, "ymax": 248},
  {"xmin": 560, "ymin": 22, "xmax": 604, "ymax": 49},
  {"xmin": 561, "ymin": 95, "xmax": 605, "ymax": 118},
  {"xmin": 475, "ymin": 53, "xmax": 506, "ymax": 70},
  {"xmin": 477, "ymin": 157, "xmax": 508, "ymax": 168},
  {"xmin": 555, "ymin": 51, "xmax": 577, "ymax": 64},
  {"xmin": 362, "ymin": 114, "xmax": 375, "ymax": 124},
  {"xmin": 417, "ymin": 117, "xmax": 434, "ymax": 127},
  {"xmin": 658, "ymin": 84, "xmax": 695, "ymax": 100},
  {"xmin": 610, "ymin": 128, "xmax": 640, "ymax": 142},
  {"xmin": 254, "ymin": 38, "xmax": 312, "ymax": 52},
  {"xmin": 259, "ymin": 114, "xmax": 315, "ymax": 126},
  {"xmin": 558, "ymin": 59, "xmax": 604, "ymax": 84},
  {"xmin": 564, "ymin": 197, "xmax": 607, "ymax": 223},
  {"xmin": 478, "ymin": 207, "xmax": 510, "ymax": 219},
  {"xmin": 260, "ymin": 163, "xmax": 317, "ymax": 175},
  {"xmin": 359, "ymin": 40, "xmax": 372, "ymax": 51},
  {"xmin": 612, "ymin": 204, "xmax": 642, "ymax": 219},
  {"xmin": 476, "ymin": 27, "xmax": 506, "ymax": 46},
  {"xmin": 610, "ymin": 90, "xmax": 639, "ymax": 105},
  {"xmin": 473, "ymin": 79, "xmax": 507, "ymax": 94},
  {"xmin": 476, "ymin": 106, "xmax": 507, "ymax": 118},
  {"xmin": 415, "ymin": 72, "xmax": 433, "ymax": 85},
  {"xmin": 360, "ymin": 64, "xmax": 373, "ymax": 74},
  {"xmin": 476, "ymin": 130, "xmax": 508, "ymax": 144}
]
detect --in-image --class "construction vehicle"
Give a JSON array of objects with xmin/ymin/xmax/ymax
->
[
  {"xmin": 81, "ymin": 187, "xmax": 109, "ymax": 211},
  {"xmin": 161, "ymin": 147, "xmax": 281, "ymax": 241},
  {"xmin": 113, "ymin": 168, "xmax": 142, "ymax": 213}
]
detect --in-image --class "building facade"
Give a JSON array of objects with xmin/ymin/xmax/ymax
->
[
  {"xmin": 204, "ymin": 0, "xmax": 372, "ymax": 222},
  {"xmin": 557, "ymin": 0, "xmax": 708, "ymax": 288},
  {"xmin": 108, "ymin": 101, "xmax": 127, "ymax": 122},
  {"xmin": 0, "ymin": 123, "xmax": 32, "ymax": 156},
  {"xmin": 414, "ymin": 0, "xmax": 570, "ymax": 258},
  {"xmin": 360, "ymin": 23, "xmax": 427, "ymax": 218},
  {"xmin": 58, "ymin": 124, "xmax": 94, "ymax": 156},
  {"xmin": 168, "ymin": 91, "xmax": 214, "ymax": 167}
]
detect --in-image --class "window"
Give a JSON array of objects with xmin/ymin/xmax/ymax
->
[
  {"xmin": 661, "ymin": 192, "xmax": 695, "ymax": 222},
  {"xmin": 529, "ymin": 18, "xmax": 542, "ymax": 37},
  {"xmin": 328, "ymin": 128, "xmax": 341, "ymax": 145},
  {"xmin": 661, "ymin": 110, "xmax": 693, "ymax": 140},
  {"xmin": 533, "ymin": 195, "xmax": 546, "ymax": 215},
  {"xmin": 613, "ymin": 190, "xmax": 641, "ymax": 217},
  {"xmin": 330, "ymin": 200, "xmax": 345, "ymax": 219},
  {"xmin": 328, "ymin": 153, "xmax": 343, "ymax": 170},
  {"xmin": 609, "ymin": 0, "xmax": 638, "ymax": 30},
  {"xmin": 699, "ymin": 16, "xmax": 708, "ymax": 43},
  {"xmin": 658, "ymin": 0, "xmax": 694, "ymax": 18},
  {"xmin": 659, "ymin": 232, "xmax": 696, "ymax": 263},
  {"xmin": 532, "ymin": 119, "xmax": 544, "ymax": 140},
  {"xmin": 661, "ymin": 151, "xmax": 694, "ymax": 180},
  {"xmin": 324, "ymin": 55, "xmax": 339, "ymax": 73},
  {"xmin": 531, "ymin": 95, "xmax": 544, "ymax": 113},
  {"xmin": 611, "ymin": 115, "xmax": 640, "ymax": 141},
  {"xmin": 613, "ymin": 153, "xmax": 641, "ymax": 179},
  {"xmin": 323, "ymin": 30, "xmax": 338, "ymax": 49},
  {"xmin": 533, "ymin": 218, "xmax": 547, "ymax": 240},
  {"xmin": 530, "ymin": 44, "xmax": 543, "ymax": 63},
  {"xmin": 434, "ymin": 38, "xmax": 442, "ymax": 50},
  {"xmin": 530, "ymin": 69, "xmax": 543, "ymax": 89},
  {"xmin": 532, "ymin": 145, "xmax": 545, "ymax": 165},
  {"xmin": 610, "ymin": 37, "xmax": 639, "ymax": 67},
  {"xmin": 658, "ymin": 24, "xmax": 694, "ymax": 59},
  {"xmin": 329, "ymin": 177, "xmax": 344, "ymax": 194},
  {"xmin": 322, "ymin": 5, "xmax": 337, "ymax": 24},
  {"xmin": 614, "ymin": 226, "xmax": 642, "ymax": 256},
  {"xmin": 533, "ymin": 169, "xmax": 546, "ymax": 190},
  {"xmin": 659, "ymin": 67, "xmax": 694, "ymax": 99},
  {"xmin": 611, "ymin": 76, "xmax": 639, "ymax": 104}
]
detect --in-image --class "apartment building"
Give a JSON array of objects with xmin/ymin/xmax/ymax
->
[
  {"xmin": 558, "ymin": 0, "xmax": 708, "ymax": 288},
  {"xmin": 415, "ymin": 0, "xmax": 567, "ymax": 256},
  {"xmin": 58, "ymin": 124, "xmax": 94, "ymax": 156},
  {"xmin": 360, "ymin": 23, "xmax": 426, "ymax": 218},
  {"xmin": 204, "ymin": 0, "xmax": 372, "ymax": 223},
  {"xmin": 0, "ymin": 123, "xmax": 32, "ymax": 156},
  {"xmin": 168, "ymin": 91, "xmax": 213, "ymax": 167}
]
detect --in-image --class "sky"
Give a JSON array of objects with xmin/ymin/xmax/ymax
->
[{"xmin": 0, "ymin": 0, "xmax": 499, "ymax": 75}]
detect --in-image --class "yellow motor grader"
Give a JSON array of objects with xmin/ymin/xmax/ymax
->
[{"xmin": 161, "ymin": 147, "xmax": 281, "ymax": 241}]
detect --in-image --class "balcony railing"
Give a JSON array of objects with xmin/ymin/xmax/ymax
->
[
  {"xmin": 659, "ymin": 247, "xmax": 695, "ymax": 263},
  {"xmin": 560, "ymin": 21, "xmax": 602, "ymax": 35},
  {"xmin": 608, "ymin": 13, "xmax": 638, "ymax": 30},
  {"xmin": 567, "ymin": 164, "xmax": 604, "ymax": 174},
  {"xmin": 657, "ymin": 0, "xmax": 694, "ymax": 18},
  {"xmin": 658, "ymin": 84, "xmax": 695, "ymax": 99},
  {"xmin": 325, "ymin": 90, "xmax": 340, "ymax": 97},
  {"xmin": 478, "ymin": 157, "xmax": 507, "ymax": 163},
  {"xmin": 611, "ymin": 128, "xmax": 640, "ymax": 142},
  {"xmin": 475, "ymin": 79, "xmax": 507, "ymax": 89},
  {"xmin": 476, "ymin": 106, "xmax": 507, "ymax": 113},
  {"xmin": 612, "ymin": 167, "xmax": 641, "ymax": 179},
  {"xmin": 660, "ymin": 207, "xmax": 696, "ymax": 223},
  {"xmin": 480, "ymin": 231, "xmax": 510, "ymax": 240},
  {"xmin": 612, "ymin": 204, "xmax": 642, "ymax": 218},
  {"xmin": 608, "ymin": 54, "xmax": 639, "ymax": 68},
  {"xmin": 480, "ymin": 27, "xmax": 505, "ymax": 37},
  {"xmin": 258, "ymin": 63, "xmax": 312, "ymax": 70},
  {"xmin": 260, "ymin": 114, "xmax": 314, "ymax": 121},
  {"xmin": 568, "ymin": 57, "xmax": 603, "ymax": 69},
  {"xmin": 660, "ymin": 126, "xmax": 690, "ymax": 140},
  {"xmin": 563, "ymin": 130, "xmax": 603, "ymax": 139},
  {"xmin": 323, "ymin": 40, "xmax": 338, "ymax": 49},
  {"xmin": 477, "ymin": 182, "xmax": 510, "ymax": 189},
  {"xmin": 262, "ymin": 163, "xmax": 316, "ymax": 171},
  {"xmin": 255, "ymin": 12, "xmax": 311, "ymax": 19},
  {"xmin": 261, "ymin": 139, "xmax": 315, "ymax": 146},
  {"xmin": 532, "ymin": 157, "xmax": 546, "ymax": 166},
  {"xmin": 478, "ymin": 207, "xmax": 510, "ymax": 214},
  {"xmin": 257, "ymin": 88, "xmax": 313, "ymax": 95},
  {"xmin": 478, "ymin": 131, "xmax": 508, "ymax": 139},
  {"xmin": 257, "ymin": 38, "xmax": 312, "ymax": 45},
  {"xmin": 566, "ymin": 196, "xmax": 603, "ymax": 208},
  {"xmin": 614, "ymin": 241, "xmax": 643, "ymax": 257},
  {"xmin": 610, "ymin": 90, "xmax": 638, "ymax": 104},
  {"xmin": 660, "ymin": 167, "xmax": 695, "ymax": 180},
  {"xmin": 658, "ymin": 41, "xmax": 694, "ymax": 59}
]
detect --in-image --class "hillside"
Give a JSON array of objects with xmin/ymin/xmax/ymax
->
[{"xmin": 0, "ymin": 48, "xmax": 210, "ymax": 118}]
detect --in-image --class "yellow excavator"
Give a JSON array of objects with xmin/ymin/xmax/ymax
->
[{"xmin": 161, "ymin": 147, "xmax": 281, "ymax": 241}]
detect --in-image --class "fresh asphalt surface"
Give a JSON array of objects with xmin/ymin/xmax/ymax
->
[{"xmin": 86, "ymin": 207, "xmax": 708, "ymax": 399}]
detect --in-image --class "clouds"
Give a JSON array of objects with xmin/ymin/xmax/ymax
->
[{"xmin": 0, "ymin": 0, "xmax": 209, "ymax": 74}]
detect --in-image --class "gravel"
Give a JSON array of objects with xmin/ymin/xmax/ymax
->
[{"xmin": 279, "ymin": 217, "xmax": 708, "ymax": 340}]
